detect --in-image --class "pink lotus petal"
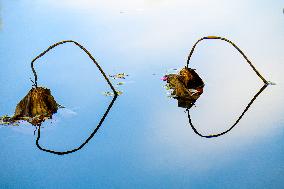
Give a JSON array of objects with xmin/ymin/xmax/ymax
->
[{"xmin": 161, "ymin": 76, "xmax": 168, "ymax": 81}]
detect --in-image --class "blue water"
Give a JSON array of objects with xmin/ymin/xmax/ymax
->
[{"xmin": 0, "ymin": 0, "xmax": 283, "ymax": 188}]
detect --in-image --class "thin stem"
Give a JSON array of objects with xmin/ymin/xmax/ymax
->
[
  {"xmin": 31, "ymin": 40, "xmax": 117, "ymax": 96},
  {"xmin": 186, "ymin": 36, "xmax": 268, "ymax": 84},
  {"xmin": 36, "ymin": 94, "xmax": 117, "ymax": 155},
  {"xmin": 187, "ymin": 84, "xmax": 268, "ymax": 138}
]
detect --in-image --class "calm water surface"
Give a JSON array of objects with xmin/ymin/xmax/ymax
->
[{"xmin": 0, "ymin": 0, "xmax": 283, "ymax": 188}]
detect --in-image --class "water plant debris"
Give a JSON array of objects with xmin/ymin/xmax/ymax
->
[
  {"xmin": 103, "ymin": 73, "xmax": 129, "ymax": 97},
  {"xmin": 163, "ymin": 67, "xmax": 204, "ymax": 109},
  {"xmin": 109, "ymin": 73, "xmax": 128, "ymax": 79},
  {"xmin": 102, "ymin": 90, "xmax": 123, "ymax": 97}
]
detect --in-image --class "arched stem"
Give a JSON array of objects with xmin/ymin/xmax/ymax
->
[
  {"xmin": 186, "ymin": 36, "xmax": 268, "ymax": 84},
  {"xmin": 36, "ymin": 95, "xmax": 117, "ymax": 155},
  {"xmin": 187, "ymin": 84, "xmax": 267, "ymax": 138},
  {"xmin": 31, "ymin": 40, "xmax": 117, "ymax": 95}
]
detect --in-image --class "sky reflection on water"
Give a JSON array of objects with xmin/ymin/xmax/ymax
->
[{"xmin": 0, "ymin": 0, "xmax": 283, "ymax": 188}]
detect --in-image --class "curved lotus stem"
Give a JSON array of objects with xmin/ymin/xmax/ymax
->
[
  {"xmin": 187, "ymin": 84, "xmax": 267, "ymax": 138},
  {"xmin": 186, "ymin": 36, "xmax": 268, "ymax": 84},
  {"xmin": 31, "ymin": 40, "xmax": 118, "ymax": 155},
  {"xmin": 31, "ymin": 40, "xmax": 117, "ymax": 95},
  {"xmin": 36, "ymin": 94, "xmax": 117, "ymax": 155}
]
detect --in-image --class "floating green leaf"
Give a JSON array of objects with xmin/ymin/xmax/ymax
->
[
  {"xmin": 116, "ymin": 82, "xmax": 125, "ymax": 86},
  {"xmin": 116, "ymin": 90, "xmax": 123, "ymax": 95}
]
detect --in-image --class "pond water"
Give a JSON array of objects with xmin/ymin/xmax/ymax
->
[{"xmin": 0, "ymin": 0, "xmax": 283, "ymax": 188}]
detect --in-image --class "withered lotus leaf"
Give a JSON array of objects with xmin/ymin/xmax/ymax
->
[
  {"xmin": 165, "ymin": 67, "xmax": 204, "ymax": 109},
  {"xmin": 12, "ymin": 87, "xmax": 59, "ymax": 125}
]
